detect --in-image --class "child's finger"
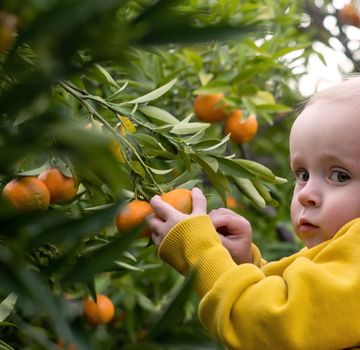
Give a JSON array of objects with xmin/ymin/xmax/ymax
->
[
  {"xmin": 191, "ymin": 187, "xmax": 207, "ymax": 215},
  {"xmin": 209, "ymin": 208, "xmax": 235, "ymax": 217},
  {"xmin": 150, "ymin": 195, "xmax": 179, "ymax": 220},
  {"xmin": 146, "ymin": 214, "xmax": 163, "ymax": 232},
  {"xmin": 151, "ymin": 232, "xmax": 161, "ymax": 247},
  {"xmin": 211, "ymin": 214, "xmax": 227, "ymax": 228}
]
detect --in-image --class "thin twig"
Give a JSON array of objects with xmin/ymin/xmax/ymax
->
[{"xmin": 59, "ymin": 80, "xmax": 163, "ymax": 193}]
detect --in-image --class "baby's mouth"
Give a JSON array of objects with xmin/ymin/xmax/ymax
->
[{"xmin": 299, "ymin": 219, "xmax": 319, "ymax": 233}]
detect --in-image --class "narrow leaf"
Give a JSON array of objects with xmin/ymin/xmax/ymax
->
[
  {"xmin": 196, "ymin": 134, "xmax": 230, "ymax": 153},
  {"xmin": 123, "ymin": 79, "xmax": 177, "ymax": 104},
  {"xmin": 113, "ymin": 261, "xmax": 145, "ymax": 272},
  {"xmin": 194, "ymin": 85, "xmax": 231, "ymax": 95},
  {"xmin": 139, "ymin": 105, "xmax": 179, "ymax": 125},
  {"xmin": 256, "ymin": 104, "xmax": 292, "ymax": 113},
  {"xmin": 171, "ymin": 122, "xmax": 210, "ymax": 135},
  {"xmin": 233, "ymin": 177, "xmax": 266, "ymax": 208},
  {"xmin": 217, "ymin": 157, "xmax": 254, "ymax": 178},
  {"xmin": 234, "ymin": 159, "xmax": 277, "ymax": 182},
  {"xmin": 150, "ymin": 272, "xmax": 195, "ymax": 338},
  {"xmin": 275, "ymin": 176, "xmax": 288, "ymax": 184},
  {"xmin": 28, "ymin": 204, "xmax": 119, "ymax": 249},
  {"xmin": 15, "ymin": 163, "xmax": 50, "ymax": 176},
  {"xmin": 147, "ymin": 167, "xmax": 173, "ymax": 175},
  {"xmin": 252, "ymin": 179, "xmax": 272, "ymax": 203},
  {"xmin": 62, "ymin": 227, "xmax": 142, "ymax": 284},
  {"xmin": 0, "ymin": 293, "xmax": 17, "ymax": 322},
  {"xmin": 194, "ymin": 155, "xmax": 230, "ymax": 202},
  {"xmin": 0, "ymin": 340, "xmax": 16, "ymax": 350},
  {"xmin": 184, "ymin": 130, "xmax": 206, "ymax": 144},
  {"xmin": 95, "ymin": 64, "xmax": 119, "ymax": 88}
]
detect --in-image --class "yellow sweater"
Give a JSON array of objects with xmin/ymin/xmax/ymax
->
[{"xmin": 158, "ymin": 215, "xmax": 360, "ymax": 350}]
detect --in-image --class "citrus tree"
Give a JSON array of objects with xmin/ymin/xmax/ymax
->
[
  {"xmin": 302, "ymin": 0, "xmax": 360, "ymax": 74},
  {"xmin": 0, "ymin": 1, "xmax": 327, "ymax": 349}
]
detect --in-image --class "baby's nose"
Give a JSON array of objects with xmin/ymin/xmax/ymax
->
[{"xmin": 297, "ymin": 181, "xmax": 321, "ymax": 207}]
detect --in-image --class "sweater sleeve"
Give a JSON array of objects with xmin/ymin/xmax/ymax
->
[
  {"xmin": 250, "ymin": 243, "xmax": 266, "ymax": 267},
  {"xmin": 158, "ymin": 215, "xmax": 360, "ymax": 350}
]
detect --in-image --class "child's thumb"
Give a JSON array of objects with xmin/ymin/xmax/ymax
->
[{"xmin": 191, "ymin": 187, "xmax": 207, "ymax": 215}]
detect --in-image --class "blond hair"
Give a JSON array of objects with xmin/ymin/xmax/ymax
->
[{"xmin": 305, "ymin": 74, "xmax": 360, "ymax": 111}]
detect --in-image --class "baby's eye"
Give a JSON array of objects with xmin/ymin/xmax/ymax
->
[
  {"xmin": 329, "ymin": 170, "xmax": 351, "ymax": 183},
  {"xmin": 295, "ymin": 169, "xmax": 309, "ymax": 182}
]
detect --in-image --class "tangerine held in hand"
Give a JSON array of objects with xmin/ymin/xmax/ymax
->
[
  {"xmin": 161, "ymin": 188, "xmax": 192, "ymax": 214},
  {"xmin": 2, "ymin": 177, "xmax": 50, "ymax": 211}
]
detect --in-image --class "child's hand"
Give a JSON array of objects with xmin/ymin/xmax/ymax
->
[
  {"xmin": 147, "ymin": 187, "xmax": 207, "ymax": 247},
  {"xmin": 209, "ymin": 208, "xmax": 253, "ymax": 264}
]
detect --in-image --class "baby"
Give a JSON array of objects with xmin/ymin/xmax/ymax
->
[{"xmin": 147, "ymin": 76, "xmax": 360, "ymax": 350}]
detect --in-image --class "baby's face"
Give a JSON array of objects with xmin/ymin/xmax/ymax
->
[{"xmin": 289, "ymin": 101, "xmax": 360, "ymax": 248}]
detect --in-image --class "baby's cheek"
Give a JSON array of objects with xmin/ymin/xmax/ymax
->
[{"xmin": 290, "ymin": 196, "xmax": 299, "ymax": 223}]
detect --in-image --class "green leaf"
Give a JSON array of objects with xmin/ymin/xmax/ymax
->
[
  {"xmin": 216, "ymin": 157, "xmax": 254, "ymax": 178},
  {"xmin": 193, "ymin": 79, "xmax": 232, "ymax": 95},
  {"xmin": 26, "ymin": 203, "xmax": 119, "ymax": 250},
  {"xmin": 249, "ymin": 90, "xmax": 276, "ymax": 105},
  {"xmin": 15, "ymin": 163, "xmax": 50, "ymax": 176},
  {"xmin": 62, "ymin": 227, "xmax": 141, "ymax": 284},
  {"xmin": 0, "ymin": 293, "xmax": 17, "ymax": 322},
  {"xmin": 86, "ymin": 279, "xmax": 97, "ymax": 302},
  {"xmin": 183, "ymin": 49, "xmax": 204, "ymax": 71},
  {"xmin": 177, "ymin": 150, "xmax": 193, "ymax": 171},
  {"xmin": 197, "ymin": 155, "xmax": 219, "ymax": 173},
  {"xmin": 198, "ymin": 71, "xmax": 214, "ymax": 86},
  {"xmin": 0, "ymin": 340, "xmax": 16, "ymax": 350},
  {"xmin": 20, "ymin": 0, "xmax": 123, "ymax": 41},
  {"xmin": 147, "ymin": 166, "xmax": 173, "ymax": 175},
  {"xmin": 53, "ymin": 123, "xmax": 129, "ymax": 196},
  {"xmin": 256, "ymin": 104, "xmax": 292, "ymax": 113},
  {"xmin": 137, "ymin": 294, "xmax": 157, "ymax": 313},
  {"xmin": 149, "ymin": 273, "xmax": 195, "ymax": 338},
  {"xmin": 0, "ymin": 259, "xmax": 74, "ymax": 343},
  {"xmin": 233, "ymin": 177, "xmax": 266, "ymax": 208},
  {"xmin": 272, "ymin": 43, "xmax": 310, "ymax": 59},
  {"xmin": 132, "ymin": 133, "xmax": 174, "ymax": 158},
  {"xmin": 139, "ymin": 105, "xmax": 179, "ymax": 125},
  {"xmin": 130, "ymin": 161, "xmax": 146, "ymax": 178},
  {"xmin": 0, "ymin": 322, "xmax": 16, "ymax": 327},
  {"xmin": 106, "ymin": 82, "xmax": 129, "ymax": 100},
  {"xmin": 275, "ymin": 176, "xmax": 288, "ymax": 184},
  {"xmin": 194, "ymin": 155, "xmax": 230, "ymax": 202},
  {"xmin": 194, "ymin": 134, "xmax": 230, "ymax": 154},
  {"xmin": 251, "ymin": 179, "xmax": 272, "ymax": 203},
  {"xmin": 233, "ymin": 159, "xmax": 277, "ymax": 182},
  {"xmin": 138, "ymin": 23, "xmax": 260, "ymax": 46},
  {"xmin": 194, "ymin": 85, "xmax": 231, "ymax": 95},
  {"xmin": 122, "ymin": 79, "xmax": 177, "ymax": 104},
  {"xmin": 183, "ymin": 130, "xmax": 207, "ymax": 145},
  {"xmin": 113, "ymin": 261, "xmax": 145, "ymax": 272},
  {"xmin": 94, "ymin": 63, "xmax": 119, "ymax": 88},
  {"xmin": 170, "ymin": 122, "xmax": 210, "ymax": 135}
]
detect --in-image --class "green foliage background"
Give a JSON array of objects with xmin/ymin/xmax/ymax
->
[{"xmin": 0, "ymin": 0, "xmax": 358, "ymax": 349}]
